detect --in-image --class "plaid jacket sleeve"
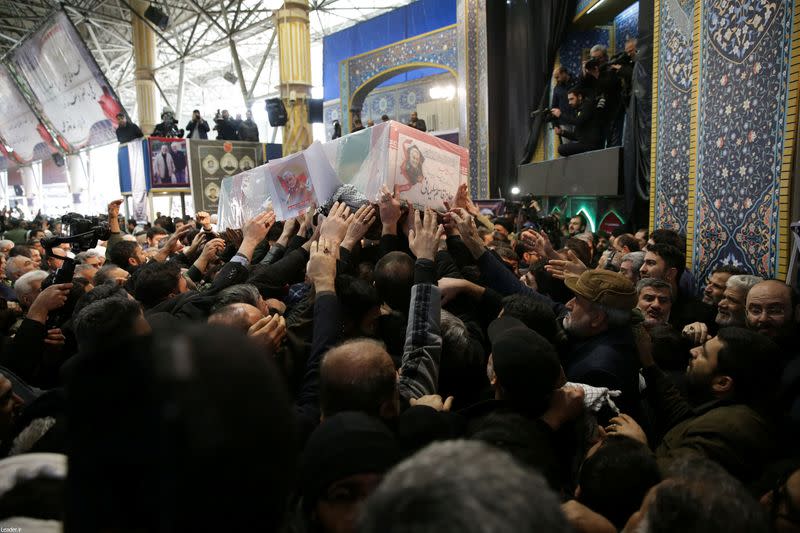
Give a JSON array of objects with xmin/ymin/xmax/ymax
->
[{"xmin": 398, "ymin": 273, "xmax": 442, "ymax": 402}]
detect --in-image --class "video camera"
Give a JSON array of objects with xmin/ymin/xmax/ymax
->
[
  {"xmin": 608, "ymin": 50, "xmax": 633, "ymax": 67},
  {"xmin": 530, "ymin": 107, "xmax": 558, "ymax": 123},
  {"xmin": 40, "ymin": 214, "xmax": 111, "ymax": 291}
]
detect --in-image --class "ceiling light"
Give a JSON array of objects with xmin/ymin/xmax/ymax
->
[
  {"xmin": 586, "ymin": 0, "xmax": 607, "ymax": 14},
  {"xmin": 429, "ymin": 85, "xmax": 455, "ymax": 100}
]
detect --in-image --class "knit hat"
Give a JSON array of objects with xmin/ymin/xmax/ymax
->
[
  {"xmin": 300, "ymin": 412, "xmax": 400, "ymax": 510},
  {"xmin": 564, "ymin": 270, "xmax": 636, "ymax": 311},
  {"xmin": 487, "ymin": 316, "xmax": 562, "ymax": 414}
]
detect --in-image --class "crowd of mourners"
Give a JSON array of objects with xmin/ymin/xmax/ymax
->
[{"xmin": 0, "ymin": 184, "xmax": 796, "ymax": 532}]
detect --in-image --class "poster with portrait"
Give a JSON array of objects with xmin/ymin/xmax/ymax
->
[
  {"xmin": 217, "ymin": 167, "xmax": 272, "ymax": 230},
  {"xmin": 264, "ymin": 142, "xmax": 341, "ymax": 221},
  {"xmin": 11, "ymin": 11, "xmax": 125, "ymax": 150},
  {"xmin": 264, "ymin": 152, "xmax": 316, "ymax": 221},
  {"xmin": 148, "ymin": 137, "xmax": 189, "ymax": 191},
  {"xmin": 387, "ymin": 122, "xmax": 468, "ymax": 211},
  {"xmin": 187, "ymin": 140, "xmax": 264, "ymax": 214}
]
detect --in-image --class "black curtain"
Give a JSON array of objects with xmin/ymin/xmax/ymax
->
[
  {"xmin": 487, "ymin": 0, "xmax": 576, "ymax": 197},
  {"xmin": 623, "ymin": 0, "xmax": 654, "ymax": 229}
]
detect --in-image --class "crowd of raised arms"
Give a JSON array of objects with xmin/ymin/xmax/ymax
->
[{"xmin": 0, "ymin": 184, "xmax": 795, "ymax": 533}]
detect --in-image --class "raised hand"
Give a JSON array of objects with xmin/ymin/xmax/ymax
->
[
  {"xmin": 185, "ymin": 229, "xmax": 207, "ymax": 256},
  {"xmin": 408, "ymin": 208, "xmax": 444, "ymax": 261},
  {"xmin": 409, "ymin": 394, "xmax": 454, "ymax": 412},
  {"xmin": 545, "ymin": 249, "xmax": 587, "ymax": 280},
  {"xmin": 243, "ymin": 211, "xmax": 276, "ymax": 245},
  {"xmin": 28, "ymin": 283, "xmax": 72, "ymax": 325},
  {"xmin": 342, "ymin": 204, "xmax": 377, "ymax": 251},
  {"xmin": 540, "ymin": 385, "xmax": 585, "ymax": 430},
  {"xmin": 453, "ymin": 183, "xmax": 479, "ymax": 216},
  {"xmin": 44, "ymin": 328, "xmax": 66, "ymax": 347},
  {"xmin": 449, "ymin": 208, "xmax": 485, "ymax": 259},
  {"xmin": 605, "ymin": 413, "xmax": 648, "ymax": 445},
  {"xmin": 154, "ymin": 225, "xmax": 193, "ymax": 262},
  {"xmin": 248, "ymin": 314, "xmax": 287, "ymax": 356},
  {"xmin": 237, "ymin": 211, "xmax": 276, "ymax": 261},
  {"xmin": 437, "ymin": 277, "xmax": 484, "ymax": 306},
  {"xmin": 306, "ymin": 238, "xmax": 338, "ymax": 293},
  {"xmin": 196, "ymin": 211, "xmax": 212, "ymax": 230},
  {"xmin": 377, "ymin": 185, "xmax": 402, "ymax": 234},
  {"xmin": 320, "ymin": 201, "xmax": 353, "ymax": 244},
  {"xmin": 108, "ymin": 199, "xmax": 123, "ymax": 232},
  {"xmin": 681, "ymin": 321, "xmax": 709, "ymax": 346}
]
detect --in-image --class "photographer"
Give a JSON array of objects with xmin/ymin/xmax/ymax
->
[
  {"xmin": 238, "ymin": 110, "xmax": 260, "ymax": 142},
  {"xmin": 551, "ymin": 87, "xmax": 604, "ymax": 156},
  {"xmin": 185, "ymin": 110, "xmax": 210, "ymax": 140},
  {"xmin": 152, "ymin": 108, "xmax": 184, "ymax": 138},
  {"xmin": 579, "ymin": 56, "xmax": 624, "ymax": 147},
  {"xmin": 213, "ymin": 109, "xmax": 238, "ymax": 141},
  {"xmin": 610, "ymin": 39, "xmax": 636, "ymax": 98}
]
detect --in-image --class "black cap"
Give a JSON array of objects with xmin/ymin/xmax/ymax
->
[{"xmin": 488, "ymin": 316, "xmax": 562, "ymax": 413}]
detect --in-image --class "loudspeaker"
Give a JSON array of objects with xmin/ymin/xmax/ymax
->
[
  {"xmin": 144, "ymin": 5, "xmax": 169, "ymax": 31},
  {"xmin": 308, "ymin": 99, "xmax": 323, "ymax": 123},
  {"xmin": 265, "ymin": 98, "xmax": 287, "ymax": 127},
  {"xmin": 52, "ymin": 153, "xmax": 64, "ymax": 167}
]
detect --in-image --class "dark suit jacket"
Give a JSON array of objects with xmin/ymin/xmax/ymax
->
[{"xmin": 409, "ymin": 119, "xmax": 427, "ymax": 132}]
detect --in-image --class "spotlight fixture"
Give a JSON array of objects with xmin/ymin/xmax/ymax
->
[
  {"xmin": 223, "ymin": 71, "xmax": 238, "ymax": 85},
  {"xmin": 511, "ymin": 186, "xmax": 520, "ymax": 195}
]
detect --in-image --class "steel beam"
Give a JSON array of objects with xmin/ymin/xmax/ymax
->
[{"xmin": 247, "ymin": 28, "xmax": 275, "ymax": 100}]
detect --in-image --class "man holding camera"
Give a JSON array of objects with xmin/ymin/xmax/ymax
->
[
  {"xmin": 152, "ymin": 108, "xmax": 184, "ymax": 138},
  {"xmin": 186, "ymin": 110, "xmax": 210, "ymax": 140},
  {"xmin": 214, "ymin": 110, "xmax": 238, "ymax": 141},
  {"xmin": 551, "ymin": 87, "xmax": 604, "ymax": 157}
]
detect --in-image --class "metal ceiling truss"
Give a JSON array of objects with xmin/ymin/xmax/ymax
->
[{"xmin": 0, "ymin": 0, "xmax": 415, "ymax": 119}]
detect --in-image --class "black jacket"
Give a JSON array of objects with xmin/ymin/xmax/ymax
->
[
  {"xmin": 214, "ymin": 118, "xmax": 238, "ymax": 141},
  {"xmin": 408, "ymin": 119, "xmax": 427, "ymax": 132},
  {"xmin": 185, "ymin": 119, "xmax": 210, "ymax": 139},
  {"xmin": 558, "ymin": 98, "xmax": 604, "ymax": 148},
  {"xmin": 115, "ymin": 122, "xmax": 144, "ymax": 144},
  {"xmin": 152, "ymin": 121, "xmax": 183, "ymax": 138},
  {"xmin": 238, "ymin": 120, "xmax": 259, "ymax": 142}
]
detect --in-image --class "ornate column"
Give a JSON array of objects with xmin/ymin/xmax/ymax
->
[
  {"xmin": 275, "ymin": 0, "xmax": 313, "ymax": 155},
  {"xmin": 131, "ymin": 0, "xmax": 158, "ymax": 135},
  {"xmin": 457, "ymin": 0, "xmax": 490, "ymax": 198}
]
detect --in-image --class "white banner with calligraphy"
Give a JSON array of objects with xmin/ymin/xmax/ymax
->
[
  {"xmin": 11, "ymin": 11, "xmax": 125, "ymax": 151},
  {"xmin": 0, "ymin": 65, "xmax": 50, "ymax": 164}
]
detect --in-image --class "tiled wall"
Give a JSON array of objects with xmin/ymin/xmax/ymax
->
[{"xmin": 323, "ymin": 72, "xmax": 455, "ymax": 140}]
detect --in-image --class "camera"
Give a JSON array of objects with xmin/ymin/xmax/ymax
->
[
  {"xmin": 608, "ymin": 50, "xmax": 633, "ymax": 67},
  {"xmin": 53, "ymin": 214, "xmax": 112, "ymax": 253},
  {"xmin": 530, "ymin": 108, "xmax": 558, "ymax": 123}
]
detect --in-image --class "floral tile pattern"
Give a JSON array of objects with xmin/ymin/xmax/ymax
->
[
  {"xmin": 692, "ymin": 0, "xmax": 791, "ymax": 280},
  {"xmin": 654, "ymin": 0, "xmax": 693, "ymax": 234}
]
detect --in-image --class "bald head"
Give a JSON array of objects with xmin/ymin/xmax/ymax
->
[
  {"xmin": 320, "ymin": 339, "xmax": 398, "ymax": 419},
  {"xmin": 746, "ymin": 280, "xmax": 798, "ymax": 339},
  {"xmin": 374, "ymin": 252, "xmax": 415, "ymax": 313},
  {"xmin": 208, "ymin": 303, "xmax": 264, "ymax": 333}
]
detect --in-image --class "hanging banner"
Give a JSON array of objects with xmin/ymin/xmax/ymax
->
[
  {"xmin": 11, "ymin": 10, "xmax": 125, "ymax": 151},
  {"xmin": 128, "ymin": 139, "xmax": 150, "ymax": 223},
  {"xmin": 0, "ymin": 65, "xmax": 57, "ymax": 164},
  {"xmin": 187, "ymin": 140, "xmax": 264, "ymax": 214}
]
